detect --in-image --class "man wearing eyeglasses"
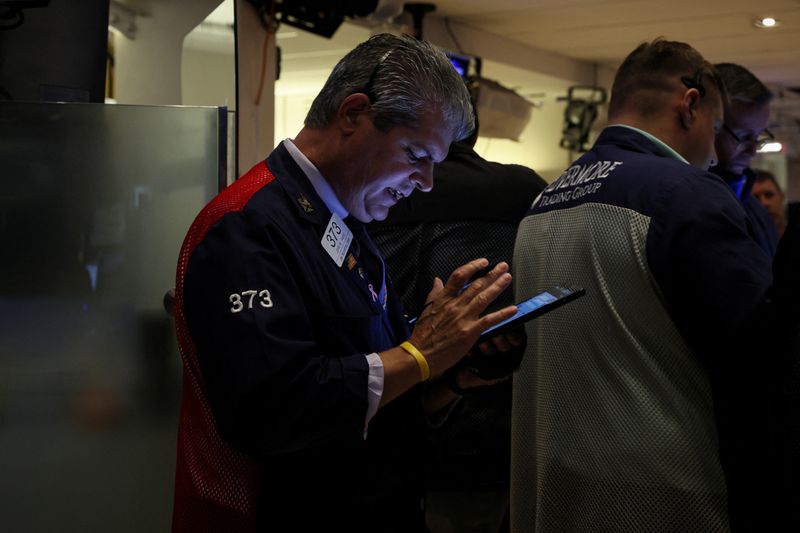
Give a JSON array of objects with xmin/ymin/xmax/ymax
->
[{"xmin": 710, "ymin": 63, "xmax": 779, "ymax": 258}]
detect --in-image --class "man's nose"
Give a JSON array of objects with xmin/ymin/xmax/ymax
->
[
  {"xmin": 412, "ymin": 161, "xmax": 434, "ymax": 192},
  {"xmin": 743, "ymin": 141, "xmax": 758, "ymax": 157}
]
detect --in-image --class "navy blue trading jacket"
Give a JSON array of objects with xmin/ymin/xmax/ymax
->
[
  {"xmin": 511, "ymin": 125, "xmax": 776, "ymax": 533},
  {"xmin": 179, "ymin": 142, "xmax": 426, "ymax": 532},
  {"xmin": 529, "ymin": 126, "xmax": 771, "ymax": 358}
]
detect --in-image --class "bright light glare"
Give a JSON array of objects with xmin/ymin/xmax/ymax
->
[
  {"xmin": 757, "ymin": 141, "xmax": 783, "ymax": 153},
  {"xmin": 755, "ymin": 17, "xmax": 779, "ymax": 28}
]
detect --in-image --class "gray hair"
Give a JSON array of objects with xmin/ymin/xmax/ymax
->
[
  {"xmin": 304, "ymin": 33, "xmax": 474, "ymax": 142},
  {"xmin": 714, "ymin": 63, "xmax": 773, "ymax": 105}
]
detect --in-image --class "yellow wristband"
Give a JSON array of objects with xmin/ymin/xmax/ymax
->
[{"xmin": 400, "ymin": 341, "xmax": 430, "ymax": 382}]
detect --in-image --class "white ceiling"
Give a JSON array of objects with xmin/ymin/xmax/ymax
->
[
  {"xmin": 428, "ymin": 0, "xmax": 800, "ymax": 88},
  {"xmin": 187, "ymin": 0, "xmax": 800, "ymax": 121},
  {"xmin": 190, "ymin": 0, "xmax": 800, "ymax": 87},
  {"xmin": 177, "ymin": 0, "xmax": 800, "ymax": 145},
  {"xmin": 415, "ymin": 0, "xmax": 800, "ymax": 140}
]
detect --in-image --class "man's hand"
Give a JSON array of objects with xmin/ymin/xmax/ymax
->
[
  {"xmin": 407, "ymin": 258, "xmax": 518, "ymax": 379},
  {"xmin": 456, "ymin": 328, "xmax": 527, "ymax": 388},
  {"xmin": 422, "ymin": 329, "xmax": 525, "ymax": 414}
]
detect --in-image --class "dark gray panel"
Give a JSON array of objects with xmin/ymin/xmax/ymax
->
[{"xmin": 0, "ymin": 101, "xmax": 225, "ymax": 532}]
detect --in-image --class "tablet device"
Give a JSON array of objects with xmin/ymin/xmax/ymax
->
[
  {"xmin": 477, "ymin": 285, "xmax": 585, "ymax": 342},
  {"xmin": 457, "ymin": 285, "xmax": 584, "ymax": 380}
]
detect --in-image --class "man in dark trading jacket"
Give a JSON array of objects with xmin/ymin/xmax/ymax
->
[
  {"xmin": 511, "ymin": 40, "xmax": 777, "ymax": 532},
  {"xmin": 710, "ymin": 62, "xmax": 779, "ymax": 258},
  {"xmin": 171, "ymin": 34, "xmax": 522, "ymax": 533}
]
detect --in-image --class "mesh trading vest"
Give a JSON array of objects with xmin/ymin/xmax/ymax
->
[
  {"xmin": 510, "ymin": 203, "xmax": 729, "ymax": 533},
  {"xmin": 171, "ymin": 162, "xmax": 274, "ymax": 533}
]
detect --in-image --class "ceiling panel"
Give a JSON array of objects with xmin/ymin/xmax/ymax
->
[
  {"xmin": 426, "ymin": 0, "xmax": 800, "ymax": 86},
  {"xmin": 181, "ymin": 0, "xmax": 800, "ymax": 136},
  {"xmin": 182, "ymin": 0, "xmax": 800, "ymax": 86}
]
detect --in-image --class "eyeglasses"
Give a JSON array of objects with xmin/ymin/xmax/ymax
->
[
  {"xmin": 681, "ymin": 70, "xmax": 706, "ymax": 98},
  {"xmin": 722, "ymin": 124, "xmax": 775, "ymax": 149}
]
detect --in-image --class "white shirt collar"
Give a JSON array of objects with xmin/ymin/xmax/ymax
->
[{"xmin": 283, "ymin": 138, "xmax": 349, "ymax": 219}]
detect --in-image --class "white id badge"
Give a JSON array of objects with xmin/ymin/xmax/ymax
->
[{"xmin": 321, "ymin": 212, "xmax": 353, "ymax": 267}]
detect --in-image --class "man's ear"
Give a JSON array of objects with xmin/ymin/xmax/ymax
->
[
  {"xmin": 336, "ymin": 93, "xmax": 372, "ymax": 134},
  {"xmin": 678, "ymin": 88, "xmax": 702, "ymax": 130}
]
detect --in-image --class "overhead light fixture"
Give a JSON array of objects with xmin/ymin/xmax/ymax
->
[
  {"xmin": 754, "ymin": 16, "xmax": 779, "ymax": 28},
  {"xmin": 758, "ymin": 141, "xmax": 783, "ymax": 153},
  {"xmin": 471, "ymin": 77, "xmax": 535, "ymax": 141},
  {"xmin": 246, "ymin": 0, "xmax": 380, "ymax": 39}
]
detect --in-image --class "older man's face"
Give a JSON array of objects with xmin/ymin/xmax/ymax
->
[{"xmin": 337, "ymin": 109, "xmax": 452, "ymax": 223}]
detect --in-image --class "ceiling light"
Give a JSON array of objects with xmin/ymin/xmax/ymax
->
[
  {"xmin": 757, "ymin": 141, "xmax": 783, "ymax": 153},
  {"xmin": 754, "ymin": 17, "xmax": 779, "ymax": 28}
]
